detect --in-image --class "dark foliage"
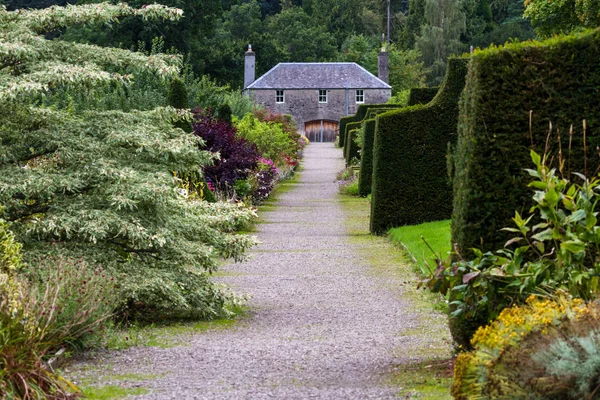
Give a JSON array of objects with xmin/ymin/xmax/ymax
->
[
  {"xmin": 358, "ymin": 118, "xmax": 376, "ymax": 197},
  {"xmin": 344, "ymin": 128, "xmax": 360, "ymax": 164},
  {"xmin": 370, "ymin": 57, "xmax": 468, "ymax": 234},
  {"xmin": 192, "ymin": 109, "xmax": 259, "ymax": 189},
  {"xmin": 407, "ymin": 87, "xmax": 439, "ymax": 106},
  {"xmin": 339, "ymin": 103, "xmax": 406, "ymax": 149},
  {"xmin": 168, "ymin": 77, "xmax": 192, "ymax": 133},
  {"xmin": 251, "ymin": 158, "xmax": 278, "ymax": 203},
  {"xmin": 452, "ymin": 29, "xmax": 600, "ymax": 258},
  {"xmin": 343, "ymin": 122, "xmax": 362, "ymax": 163},
  {"xmin": 217, "ymin": 104, "xmax": 233, "ymax": 124}
]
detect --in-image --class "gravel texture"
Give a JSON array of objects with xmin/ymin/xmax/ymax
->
[{"xmin": 68, "ymin": 143, "xmax": 451, "ymax": 399}]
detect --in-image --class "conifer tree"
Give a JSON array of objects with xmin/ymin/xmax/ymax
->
[
  {"xmin": 168, "ymin": 76, "xmax": 193, "ymax": 132},
  {"xmin": 415, "ymin": 0, "xmax": 466, "ymax": 85}
]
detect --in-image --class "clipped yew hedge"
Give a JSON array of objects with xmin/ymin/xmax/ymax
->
[
  {"xmin": 345, "ymin": 128, "xmax": 360, "ymax": 163},
  {"xmin": 343, "ymin": 121, "xmax": 362, "ymax": 162},
  {"xmin": 358, "ymin": 119, "xmax": 376, "ymax": 196},
  {"xmin": 338, "ymin": 103, "xmax": 405, "ymax": 148},
  {"xmin": 407, "ymin": 87, "xmax": 439, "ymax": 106},
  {"xmin": 370, "ymin": 57, "xmax": 469, "ymax": 234},
  {"xmin": 453, "ymin": 29, "xmax": 600, "ymax": 257}
]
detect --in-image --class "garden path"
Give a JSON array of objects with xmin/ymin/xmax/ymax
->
[{"xmin": 70, "ymin": 143, "xmax": 451, "ymax": 399}]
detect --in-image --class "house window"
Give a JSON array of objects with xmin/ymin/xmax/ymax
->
[
  {"xmin": 356, "ymin": 89, "xmax": 364, "ymax": 103},
  {"xmin": 318, "ymin": 89, "xmax": 327, "ymax": 103},
  {"xmin": 276, "ymin": 90, "xmax": 284, "ymax": 103}
]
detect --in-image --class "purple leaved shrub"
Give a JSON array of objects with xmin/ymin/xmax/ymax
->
[{"xmin": 193, "ymin": 109, "xmax": 259, "ymax": 189}]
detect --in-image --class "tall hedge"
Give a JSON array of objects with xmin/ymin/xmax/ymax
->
[
  {"xmin": 338, "ymin": 103, "xmax": 406, "ymax": 148},
  {"xmin": 407, "ymin": 87, "xmax": 439, "ymax": 106},
  {"xmin": 345, "ymin": 128, "xmax": 360, "ymax": 164},
  {"xmin": 343, "ymin": 121, "xmax": 363, "ymax": 163},
  {"xmin": 358, "ymin": 90, "xmax": 439, "ymax": 197},
  {"xmin": 358, "ymin": 119, "xmax": 376, "ymax": 197},
  {"xmin": 452, "ymin": 29, "xmax": 600, "ymax": 257},
  {"xmin": 370, "ymin": 57, "xmax": 469, "ymax": 234}
]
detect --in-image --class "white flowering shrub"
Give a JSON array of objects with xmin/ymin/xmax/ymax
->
[{"xmin": 0, "ymin": 3, "xmax": 257, "ymax": 320}]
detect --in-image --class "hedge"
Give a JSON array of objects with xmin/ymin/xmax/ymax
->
[
  {"xmin": 370, "ymin": 57, "xmax": 469, "ymax": 234},
  {"xmin": 452, "ymin": 29, "xmax": 600, "ymax": 257},
  {"xmin": 359, "ymin": 88, "xmax": 436, "ymax": 197},
  {"xmin": 343, "ymin": 121, "xmax": 362, "ymax": 163},
  {"xmin": 358, "ymin": 119, "xmax": 376, "ymax": 197},
  {"xmin": 345, "ymin": 128, "xmax": 361, "ymax": 164},
  {"xmin": 338, "ymin": 103, "xmax": 406, "ymax": 148},
  {"xmin": 407, "ymin": 87, "xmax": 439, "ymax": 106}
]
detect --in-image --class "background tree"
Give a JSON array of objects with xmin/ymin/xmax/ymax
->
[
  {"xmin": 524, "ymin": 0, "xmax": 600, "ymax": 37},
  {"xmin": 415, "ymin": 0, "xmax": 467, "ymax": 85},
  {"xmin": 339, "ymin": 34, "xmax": 425, "ymax": 94}
]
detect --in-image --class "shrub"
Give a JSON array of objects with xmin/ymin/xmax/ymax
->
[
  {"xmin": 407, "ymin": 87, "xmax": 439, "ymax": 106},
  {"xmin": 235, "ymin": 113, "xmax": 296, "ymax": 167},
  {"xmin": 453, "ymin": 295, "xmax": 600, "ymax": 400},
  {"xmin": 425, "ymin": 151, "xmax": 600, "ymax": 347},
  {"xmin": 343, "ymin": 121, "xmax": 363, "ymax": 159},
  {"xmin": 193, "ymin": 109, "xmax": 260, "ymax": 189},
  {"xmin": 370, "ymin": 57, "xmax": 469, "ymax": 234},
  {"xmin": 1, "ymin": 254, "xmax": 118, "ymax": 398},
  {"xmin": 338, "ymin": 103, "xmax": 407, "ymax": 148},
  {"xmin": 217, "ymin": 104, "xmax": 233, "ymax": 124},
  {"xmin": 168, "ymin": 77, "xmax": 193, "ymax": 133},
  {"xmin": 345, "ymin": 128, "xmax": 361, "ymax": 165},
  {"xmin": 452, "ymin": 29, "xmax": 600, "ymax": 258},
  {"xmin": 249, "ymin": 158, "xmax": 279, "ymax": 204},
  {"xmin": 358, "ymin": 119, "xmax": 376, "ymax": 197}
]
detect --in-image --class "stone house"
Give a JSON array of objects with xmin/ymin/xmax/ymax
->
[{"xmin": 243, "ymin": 46, "xmax": 392, "ymax": 142}]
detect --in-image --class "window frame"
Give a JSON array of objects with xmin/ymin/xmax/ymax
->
[
  {"xmin": 318, "ymin": 89, "xmax": 328, "ymax": 104},
  {"xmin": 276, "ymin": 90, "xmax": 285, "ymax": 104},
  {"xmin": 355, "ymin": 89, "xmax": 364, "ymax": 104}
]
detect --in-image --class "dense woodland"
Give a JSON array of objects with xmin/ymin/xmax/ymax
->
[{"xmin": 4, "ymin": 0, "xmax": 535, "ymax": 88}]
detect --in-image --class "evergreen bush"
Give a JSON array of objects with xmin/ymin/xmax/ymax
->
[
  {"xmin": 370, "ymin": 57, "xmax": 469, "ymax": 234},
  {"xmin": 407, "ymin": 87, "xmax": 439, "ymax": 106},
  {"xmin": 167, "ymin": 77, "xmax": 193, "ymax": 133},
  {"xmin": 343, "ymin": 121, "xmax": 363, "ymax": 163},
  {"xmin": 357, "ymin": 90, "xmax": 436, "ymax": 197},
  {"xmin": 338, "ymin": 103, "xmax": 406, "ymax": 148},
  {"xmin": 358, "ymin": 119, "xmax": 376, "ymax": 197},
  {"xmin": 345, "ymin": 128, "xmax": 361, "ymax": 165},
  {"xmin": 452, "ymin": 28, "xmax": 600, "ymax": 258}
]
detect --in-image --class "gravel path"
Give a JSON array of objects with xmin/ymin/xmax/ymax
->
[{"xmin": 69, "ymin": 143, "xmax": 451, "ymax": 399}]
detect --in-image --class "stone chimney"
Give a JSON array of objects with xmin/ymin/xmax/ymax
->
[
  {"xmin": 244, "ymin": 44, "xmax": 255, "ymax": 89},
  {"xmin": 378, "ymin": 47, "xmax": 389, "ymax": 84}
]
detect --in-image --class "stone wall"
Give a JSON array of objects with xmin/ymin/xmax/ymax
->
[{"xmin": 249, "ymin": 88, "xmax": 391, "ymax": 132}]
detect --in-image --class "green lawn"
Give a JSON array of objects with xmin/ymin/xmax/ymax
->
[{"xmin": 388, "ymin": 220, "xmax": 451, "ymax": 274}]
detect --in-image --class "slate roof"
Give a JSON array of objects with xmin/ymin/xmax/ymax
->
[{"xmin": 246, "ymin": 62, "xmax": 391, "ymax": 90}]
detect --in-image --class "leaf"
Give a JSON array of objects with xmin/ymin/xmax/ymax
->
[
  {"xmin": 504, "ymin": 237, "xmax": 523, "ymax": 247},
  {"xmin": 586, "ymin": 212, "xmax": 597, "ymax": 230},
  {"xmin": 452, "ymin": 284, "xmax": 468, "ymax": 292},
  {"xmin": 532, "ymin": 228, "xmax": 553, "ymax": 241},
  {"xmin": 450, "ymin": 308, "xmax": 464, "ymax": 318},
  {"xmin": 568, "ymin": 209, "xmax": 586, "ymax": 223},
  {"xmin": 535, "ymin": 241, "xmax": 545, "ymax": 253},
  {"xmin": 561, "ymin": 240, "xmax": 585, "ymax": 254},
  {"xmin": 532, "ymin": 222, "xmax": 548, "ymax": 231},
  {"xmin": 529, "ymin": 180, "xmax": 548, "ymax": 190},
  {"xmin": 462, "ymin": 271, "xmax": 480, "ymax": 284},
  {"xmin": 530, "ymin": 150, "xmax": 542, "ymax": 167}
]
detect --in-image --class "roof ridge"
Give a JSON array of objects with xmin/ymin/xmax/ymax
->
[{"xmin": 246, "ymin": 62, "xmax": 392, "ymax": 90}]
